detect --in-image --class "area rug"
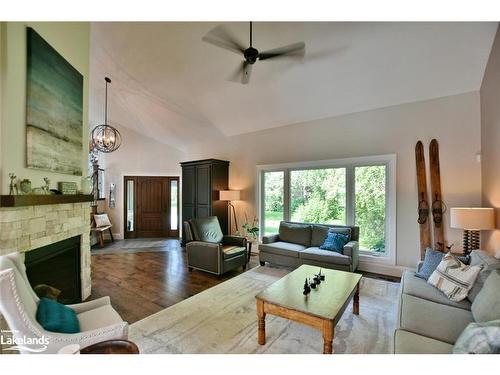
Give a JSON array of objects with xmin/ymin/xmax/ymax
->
[
  {"xmin": 129, "ymin": 266, "xmax": 400, "ymax": 354},
  {"xmin": 91, "ymin": 239, "xmax": 180, "ymax": 255}
]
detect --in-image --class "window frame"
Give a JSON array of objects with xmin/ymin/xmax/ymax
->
[{"xmin": 256, "ymin": 154, "xmax": 397, "ymax": 265}]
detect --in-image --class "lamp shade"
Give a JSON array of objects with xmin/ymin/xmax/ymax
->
[
  {"xmin": 450, "ymin": 208, "xmax": 495, "ymax": 230},
  {"xmin": 219, "ymin": 190, "xmax": 240, "ymax": 201}
]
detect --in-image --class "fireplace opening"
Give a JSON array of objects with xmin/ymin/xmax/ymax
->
[{"xmin": 25, "ymin": 236, "xmax": 82, "ymax": 304}]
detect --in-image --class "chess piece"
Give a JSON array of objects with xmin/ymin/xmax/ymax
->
[
  {"xmin": 319, "ymin": 269, "xmax": 325, "ymax": 281},
  {"xmin": 303, "ymin": 278, "xmax": 311, "ymax": 295},
  {"xmin": 314, "ymin": 275, "xmax": 321, "ymax": 285},
  {"xmin": 8, "ymin": 173, "xmax": 18, "ymax": 195},
  {"xmin": 310, "ymin": 278, "xmax": 317, "ymax": 289}
]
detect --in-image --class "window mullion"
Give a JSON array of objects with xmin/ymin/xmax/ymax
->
[
  {"xmin": 283, "ymin": 168, "xmax": 291, "ymax": 221},
  {"xmin": 346, "ymin": 166, "xmax": 355, "ymax": 226}
]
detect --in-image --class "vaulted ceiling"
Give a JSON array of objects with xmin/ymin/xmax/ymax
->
[{"xmin": 90, "ymin": 22, "xmax": 497, "ymax": 149}]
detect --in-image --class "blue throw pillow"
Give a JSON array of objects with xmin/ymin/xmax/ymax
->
[
  {"xmin": 415, "ymin": 248, "xmax": 444, "ymax": 280},
  {"xmin": 319, "ymin": 230, "xmax": 350, "ymax": 253},
  {"xmin": 36, "ymin": 298, "xmax": 80, "ymax": 334}
]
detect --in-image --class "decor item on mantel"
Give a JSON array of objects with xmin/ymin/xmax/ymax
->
[
  {"xmin": 26, "ymin": 27, "xmax": 83, "ymax": 176},
  {"xmin": 58, "ymin": 182, "xmax": 78, "ymax": 195},
  {"xmin": 450, "ymin": 207, "xmax": 495, "ymax": 257},
  {"xmin": 90, "ymin": 77, "xmax": 122, "ymax": 153},
  {"xmin": 219, "ymin": 190, "xmax": 240, "ymax": 234},
  {"xmin": 19, "ymin": 179, "xmax": 32, "ymax": 195},
  {"xmin": 81, "ymin": 176, "xmax": 93, "ymax": 195},
  {"xmin": 8, "ymin": 173, "xmax": 18, "ymax": 195}
]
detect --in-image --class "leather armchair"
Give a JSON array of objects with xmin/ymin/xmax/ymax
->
[
  {"xmin": 184, "ymin": 216, "xmax": 248, "ymax": 276},
  {"xmin": 0, "ymin": 252, "xmax": 128, "ymax": 354}
]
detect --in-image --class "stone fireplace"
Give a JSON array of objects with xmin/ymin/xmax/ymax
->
[{"xmin": 0, "ymin": 202, "xmax": 92, "ymax": 300}]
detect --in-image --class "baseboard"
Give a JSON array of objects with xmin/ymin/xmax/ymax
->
[{"xmin": 358, "ymin": 261, "xmax": 410, "ymax": 277}]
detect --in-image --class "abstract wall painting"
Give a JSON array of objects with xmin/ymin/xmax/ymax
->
[{"xmin": 26, "ymin": 27, "xmax": 83, "ymax": 176}]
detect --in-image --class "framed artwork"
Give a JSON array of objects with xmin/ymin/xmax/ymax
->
[{"xmin": 26, "ymin": 27, "xmax": 83, "ymax": 176}]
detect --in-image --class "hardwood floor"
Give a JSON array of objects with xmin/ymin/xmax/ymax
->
[{"xmin": 89, "ymin": 239, "xmax": 258, "ymax": 324}]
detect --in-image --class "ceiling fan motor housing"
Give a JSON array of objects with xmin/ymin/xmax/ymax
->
[{"xmin": 244, "ymin": 47, "xmax": 259, "ymax": 64}]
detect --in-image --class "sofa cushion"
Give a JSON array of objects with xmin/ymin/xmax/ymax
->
[
  {"xmin": 278, "ymin": 222, "xmax": 311, "ymax": 247},
  {"xmin": 77, "ymin": 305, "xmax": 123, "ymax": 332},
  {"xmin": 221, "ymin": 245, "xmax": 246, "ymax": 260},
  {"xmin": 468, "ymin": 250, "xmax": 500, "ymax": 303},
  {"xmin": 453, "ymin": 320, "xmax": 500, "ymax": 354},
  {"xmin": 398, "ymin": 293, "xmax": 474, "ymax": 344},
  {"xmin": 428, "ymin": 254, "xmax": 481, "ymax": 302},
  {"xmin": 471, "ymin": 271, "xmax": 500, "ymax": 323},
  {"xmin": 402, "ymin": 270, "xmax": 471, "ymax": 310},
  {"xmin": 190, "ymin": 216, "xmax": 223, "ymax": 243},
  {"xmin": 394, "ymin": 329, "xmax": 453, "ymax": 354},
  {"xmin": 258, "ymin": 241, "xmax": 305, "ymax": 258},
  {"xmin": 415, "ymin": 248, "xmax": 444, "ymax": 280},
  {"xmin": 299, "ymin": 247, "xmax": 351, "ymax": 266},
  {"xmin": 311, "ymin": 225, "xmax": 351, "ymax": 247}
]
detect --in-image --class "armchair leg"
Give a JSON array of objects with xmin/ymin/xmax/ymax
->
[
  {"xmin": 260, "ymin": 261, "xmax": 265, "ymax": 266},
  {"xmin": 188, "ymin": 267, "xmax": 193, "ymax": 272}
]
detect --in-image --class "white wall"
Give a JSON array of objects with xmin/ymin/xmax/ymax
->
[
  {"xmin": 0, "ymin": 22, "xmax": 90, "ymax": 194},
  {"xmin": 186, "ymin": 92, "xmax": 482, "ymax": 270},
  {"xmin": 480, "ymin": 25, "xmax": 500, "ymax": 255},
  {"xmin": 98, "ymin": 125, "xmax": 186, "ymax": 239}
]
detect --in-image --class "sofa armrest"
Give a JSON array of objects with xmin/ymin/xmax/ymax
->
[
  {"xmin": 262, "ymin": 234, "xmax": 279, "ymax": 244},
  {"xmin": 343, "ymin": 241, "xmax": 359, "ymax": 271},
  {"xmin": 223, "ymin": 235, "xmax": 247, "ymax": 247},
  {"xmin": 186, "ymin": 241, "xmax": 221, "ymax": 274},
  {"xmin": 416, "ymin": 261, "xmax": 424, "ymax": 272},
  {"xmin": 67, "ymin": 296, "xmax": 111, "ymax": 314}
]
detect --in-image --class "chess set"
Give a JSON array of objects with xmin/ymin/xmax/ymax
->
[{"xmin": 302, "ymin": 269, "xmax": 326, "ymax": 295}]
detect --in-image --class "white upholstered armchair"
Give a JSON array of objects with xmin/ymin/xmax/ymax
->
[{"xmin": 0, "ymin": 252, "xmax": 128, "ymax": 354}]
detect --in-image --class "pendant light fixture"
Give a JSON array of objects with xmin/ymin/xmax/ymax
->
[{"xmin": 91, "ymin": 77, "xmax": 122, "ymax": 153}]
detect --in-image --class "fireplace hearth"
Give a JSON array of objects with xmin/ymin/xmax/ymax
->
[{"xmin": 25, "ymin": 236, "xmax": 82, "ymax": 304}]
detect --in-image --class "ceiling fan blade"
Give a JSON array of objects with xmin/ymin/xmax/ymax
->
[
  {"xmin": 202, "ymin": 25, "xmax": 246, "ymax": 56},
  {"xmin": 258, "ymin": 42, "xmax": 305, "ymax": 61},
  {"xmin": 242, "ymin": 62, "xmax": 252, "ymax": 84},
  {"xmin": 227, "ymin": 61, "xmax": 246, "ymax": 83}
]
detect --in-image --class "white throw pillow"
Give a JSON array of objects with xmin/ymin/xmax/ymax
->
[
  {"xmin": 94, "ymin": 214, "xmax": 112, "ymax": 228},
  {"xmin": 428, "ymin": 253, "xmax": 481, "ymax": 302}
]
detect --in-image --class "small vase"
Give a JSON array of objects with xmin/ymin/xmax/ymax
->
[
  {"xmin": 81, "ymin": 176, "xmax": 93, "ymax": 195},
  {"xmin": 20, "ymin": 179, "xmax": 32, "ymax": 195}
]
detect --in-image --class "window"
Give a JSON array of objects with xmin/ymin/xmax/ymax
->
[
  {"xmin": 262, "ymin": 171, "xmax": 284, "ymax": 235},
  {"xmin": 170, "ymin": 180, "xmax": 178, "ymax": 231},
  {"xmin": 290, "ymin": 168, "xmax": 346, "ymax": 225},
  {"xmin": 257, "ymin": 155, "xmax": 396, "ymax": 264}
]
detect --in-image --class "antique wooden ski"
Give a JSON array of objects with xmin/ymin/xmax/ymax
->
[
  {"xmin": 429, "ymin": 139, "xmax": 445, "ymax": 252},
  {"xmin": 415, "ymin": 141, "xmax": 431, "ymax": 259}
]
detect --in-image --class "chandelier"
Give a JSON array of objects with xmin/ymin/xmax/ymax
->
[{"xmin": 91, "ymin": 77, "xmax": 122, "ymax": 153}]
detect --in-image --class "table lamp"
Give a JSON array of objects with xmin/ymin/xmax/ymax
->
[
  {"xmin": 450, "ymin": 207, "xmax": 495, "ymax": 256},
  {"xmin": 219, "ymin": 190, "xmax": 241, "ymax": 234}
]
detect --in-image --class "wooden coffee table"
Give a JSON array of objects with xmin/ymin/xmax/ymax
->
[{"xmin": 255, "ymin": 265, "xmax": 362, "ymax": 354}]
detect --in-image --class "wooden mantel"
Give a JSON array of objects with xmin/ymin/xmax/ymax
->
[{"xmin": 0, "ymin": 194, "xmax": 93, "ymax": 207}]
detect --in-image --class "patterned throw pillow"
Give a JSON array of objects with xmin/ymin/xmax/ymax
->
[
  {"xmin": 94, "ymin": 214, "xmax": 112, "ymax": 228},
  {"xmin": 319, "ymin": 230, "xmax": 350, "ymax": 254},
  {"xmin": 453, "ymin": 320, "xmax": 500, "ymax": 354},
  {"xmin": 415, "ymin": 248, "xmax": 444, "ymax": 280},
  {"xmin": 428, "ymin": 253, "xmax": 482, "ymax": 302}
]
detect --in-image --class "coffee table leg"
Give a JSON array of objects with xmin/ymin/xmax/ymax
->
[
  {"xmin": 256, "ymin": 299, "xmax": 266, "ymax": 345},
  {"xmin": 322, "ymin": 320, "xmax": 334, "ymax": 354},
  {"xmin": 353, "ymin": 283, "xmax": 360, "ymax": 315}
]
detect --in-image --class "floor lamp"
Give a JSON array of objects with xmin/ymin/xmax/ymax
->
[
  {"xmin": 220, "ymin": 190, "xmax": 240, "ymax": 234},
  {"xmin": 450, "ymin": 207, "xmax": 495, "ymax": 256}
]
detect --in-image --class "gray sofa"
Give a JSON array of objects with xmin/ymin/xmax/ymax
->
[
  {"xmin": 394, "ymin": 250, "xmax": 500, "ymax": 353},
  {"xmin": 259, "ymin": 221, "xmax": 359, "ymax": 272}
]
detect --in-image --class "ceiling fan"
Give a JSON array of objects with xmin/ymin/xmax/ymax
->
[{"xmin": 202, "ymin": 22, "xmax": 306, "ymax": 84}]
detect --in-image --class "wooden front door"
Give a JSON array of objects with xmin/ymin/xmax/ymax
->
[{"xmin": 124, "ymin": 176, "xmax": 180, "ymax": 238}]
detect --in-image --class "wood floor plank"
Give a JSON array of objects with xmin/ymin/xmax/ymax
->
[{"xmin": 89, "ymin": 239, "xmax": 258, "ymax": 324}]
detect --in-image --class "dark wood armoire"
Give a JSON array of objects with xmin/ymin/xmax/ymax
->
[{"xmin": 180, "ymin": 159, "xmax": 229, "ymax": 244}]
